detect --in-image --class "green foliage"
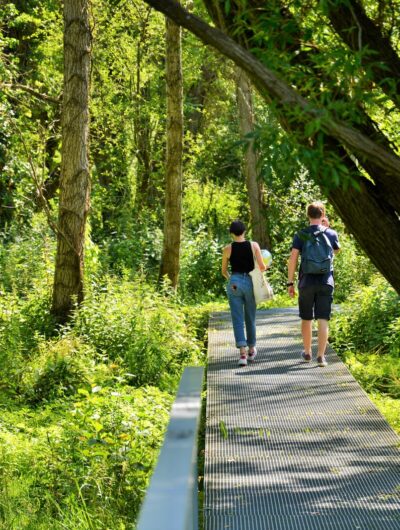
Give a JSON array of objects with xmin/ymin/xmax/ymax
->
[
  {"xmin": 338, "ymin": 350, "xmax": 400, "ymax": 399},
  {"xmin": 330, "ymin": 275, "xmax": 400, "ymax": 430},
  {"xmin": 330, "ymin": 275, "xmax": 400, "ymax": 354},
  {"xmin": 1, "ymin": 0, "xmax": 400, "ymax": 525},
  {"xmin": 370, "ymin": 393, "xmax": 400, "ymax": 435},
  {"xmin": 183, "ymin": 300, "xmax": 226, "ymax": 342},
  {"xmin": 179, "ymin": 230, "xmax": 226, "ymax": 302},
  {"xmin": 183, "ymin": 180, "xmax": 242, "ymax": 238},
  {"xmin": 0, "ymin": 270, "xmax": 209, "ymax": 528},
  {"xmin": 0, "ymin": 213, "xmax": 55, "ymax": 294},
  {"xmin": 20, "ymin": 337, "xmax": 95, "ymax": 405},
  {"xmin": 73, "ymin": 276, "xmax": 203, "ymax": 389},
  {"xmin": 330, "ymin": 230, "xmax": 376, "ymax": 302},
  {"xmin": 0, "ymin": 290, "xmax": 55, "ymax": 389},
  {"xmin": 97, "ymin": 217, "xmax": 163, "ymax": 278},
  {"xmin": 0, "ymin": 386, "xmax": 173, "ymax": 528},
  {"xmin": 386, "ymin": 316, "xmax": 400, "ymax": 356}
]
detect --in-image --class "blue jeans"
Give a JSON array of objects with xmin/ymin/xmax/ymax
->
[{"xmin": 227, "ymin": 273, "xmax": 257, "ymax": 348}]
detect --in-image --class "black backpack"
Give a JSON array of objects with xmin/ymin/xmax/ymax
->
[{"xmin": 299, "ymin": 227, "xmax": 333, "ymax": 275}]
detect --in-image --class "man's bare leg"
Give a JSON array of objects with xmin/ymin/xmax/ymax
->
[
  {"xmin": 317, "ymin": 319, "xmax": 329, "ymax": 357},
  {"xmin": 301, "ymin": 319, "xmax": 313, "ymax": 354}
]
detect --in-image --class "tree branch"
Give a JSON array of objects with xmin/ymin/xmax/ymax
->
[
  {"xmin": 323, "ymin": 0, "xmax": 400, "ymax": 108},
  {"xmin": 142, "ymin": 0, "xmax": 400, "ymax": 178},
  {"xmin": 0, "ymin": 83, "xmax": 61, "ymax": 105}
]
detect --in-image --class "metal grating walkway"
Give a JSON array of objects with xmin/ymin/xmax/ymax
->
[{"xmin": 204, "ymin": 309, "xmax": 400, "ymax": 530}]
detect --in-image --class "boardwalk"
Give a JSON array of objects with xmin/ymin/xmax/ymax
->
[{"xmin": 204, "ymin": 309, "xmax": 400, "ymax": 530}]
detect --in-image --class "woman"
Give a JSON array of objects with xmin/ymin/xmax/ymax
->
[{"xmin": 222, "ymin": 220, "xmax": 266, "ymax": 366}]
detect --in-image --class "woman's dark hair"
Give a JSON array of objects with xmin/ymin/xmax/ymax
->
[{"xmin": 229, "ymin": 220, "xmax": 246, "ymax": 236}]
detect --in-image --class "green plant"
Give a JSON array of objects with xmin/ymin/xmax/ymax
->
[
  {"xmin": 330, "ymin": 275, "xmax": 400, "ymax": 354},
  {"xmin": 0, "ymin": 385, "xmax": 173, "ymax": 528},
  {"xmin": 332, "ymin": 233, "xmax": 376, "ymax": 302},
  {"xmin": 179, "ymin": 230, "xmax": 226, "ymax": 302},
  {"xmin": 0, "ymin": 213, "xmax": 55, "ymax": 295},
  {"xmin": 73, "ymin": 276, "xmax": 203, "ymax": 389},
  {"xmin": 0, "ymin": 287, "xmax": 55, "ymax": 390},
  {"xmin": 20, "ymin": 336, "xmax": 95, "ymax": 404},
  {"xmin": 329, "ymin": 274, "xmax": 400, "ymax": 433}
]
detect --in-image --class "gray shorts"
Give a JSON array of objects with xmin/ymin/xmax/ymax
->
[{"xmin": 298, "ymin": 284, "xmax": 334, "ymax": 320}]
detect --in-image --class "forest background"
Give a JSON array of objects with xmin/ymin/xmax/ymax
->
[{"xmin": 0, "ymin": 0, "xmax": 399, "ymax": 528}]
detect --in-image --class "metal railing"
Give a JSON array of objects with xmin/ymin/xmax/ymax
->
[{"xmin": 136, "ymin": 366, "xmax": 204, "ymax": 530}]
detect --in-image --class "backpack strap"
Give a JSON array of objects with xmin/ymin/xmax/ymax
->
[
  {"xmin": 316, "ymin": 227, "xmax": 333, "ymax": 247},
  {"xmin": 313, "ymin": 226, "xmax": 327, "ymax": 237}
]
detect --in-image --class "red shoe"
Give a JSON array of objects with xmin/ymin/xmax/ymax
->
[
  {"xmin": 238, "ymin": 355, "xmax": 247, "ymax": 366},
  {"xmin": 248, "ymin": 348, "xmax": 257, "ymax": 362}
]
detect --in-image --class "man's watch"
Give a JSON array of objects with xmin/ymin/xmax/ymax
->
[{"xmin": 286, "ymin": 282, "xmax": 294, "ymax": 286}]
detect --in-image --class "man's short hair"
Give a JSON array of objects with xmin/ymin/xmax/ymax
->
[
  {"xmin": 229, "ymin": 220, "xmax": 246, "ymax": 236},
  {"xmin": 307, "ymin": 201, "xmax": 325, "ymax": 219}
]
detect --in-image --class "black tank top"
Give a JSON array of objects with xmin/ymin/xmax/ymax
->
[{"xmin": 230, "ymin": 241, "xmax": 254, "ymax": 273}]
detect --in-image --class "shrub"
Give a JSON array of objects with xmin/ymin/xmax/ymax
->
[
  {"xmin": 0, "ymin": 385, "xmax": 173, "ymax": 529},
  {"xmin": 330, "ymin": 275, "xmax": 400, "ymax": 354},
  {"xmin": 0, "ymin": 288, "xmax": 55, "ymax": 389},
  {"xmin": 332, "ymin": 233, "xmax": 376, "ymax": 302},
  {"xmin": 183, "ymin": 180, "xmax": 241, "ymax": 238},
  {"xmin": 330, "ymin": 275, "xmax": 400, "ymax": 409},
  {"xmin": 339, "ymin": 351, "xmax": 400, "ymax": 398},
  {"xmin": 0, "ymin": 213, "xmax": 55, "ymax": 295},
  {"xmin": 385, "ymin": 316, "xmax": 400, "ymax": 356},
  {"xmin": 182, "ymin": 301, "xmax": 226, "ymax": 344},
  {"xmin": 20, "ymin": 336, "xmax": 95, "ymax": 404},
  {"xmin": 98, "ymin": 219, "xmax": 163, "ymax": 278},
  {"xmin": 179, "ymin": 229, "xmax": 226, "ymax": 301},
  {"xmin": 73, "ymin": 276, "xmax": 202, "ymax": 389}
]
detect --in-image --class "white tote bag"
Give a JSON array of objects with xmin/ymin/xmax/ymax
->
[{"xmin": 249, "ymin": 245, "xmax": 274, "ymax": 304}]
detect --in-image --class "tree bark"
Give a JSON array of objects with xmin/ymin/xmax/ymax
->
[
  {"xmin": 328, "ymin": 182, "xmax": 400, "ymax": 286},
  {"xmin": 159, "ymin": 12, "xmax": 183, "ymax": 289},
  {"xmin": 187, "ymin": 63, "xmax": 216, "ymax": 137},
  {"xmin": 236, "ymin": 68, "xmax": 270, "ymax": 250},
  {"xmin": 143, "ymin": 0, "xmax": 400, "ymax": 293},
  {"xmin": 324, "ymin": 136, "xmax": 400, "ymax": 290},
  {"xmin": 134, "ymin": 82, "xmax": 153, "ymax": 208},
  {"xmin": 51, "ymin": 0, "xmax": 91, "ymax": 322},
  {"xmin": 142, "ymin": 0, "xmax": 400, "ymax": 180}
]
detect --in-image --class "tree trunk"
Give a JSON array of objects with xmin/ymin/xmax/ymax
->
[
  {"xmin": 159, "ymin": 12, "xmax": 183, "ymax": 288},
  {"xmin": 187, "ymin": 63, "xmax": 216, "ymax": 137},
  {"xmin": 51, "ymin": 0, "xmax": 91, "ymax": 322},
  {"xmin": 324, "ymin": 137, "xmax": 400, "ymax": 291},
  {"xmin": 134, "ymin": 82, "xmax": 153, "ymax": 208},
  {"xmin": 143, "ymin": 0, "xmax": 400, "ymax": 294},
  {"xmin": 236, "ymin": 68, "xmax": 270, "ymax": 250},
  {"xmin": 143, "ymin": 1, "xmax": 400, "ymax": 179}
]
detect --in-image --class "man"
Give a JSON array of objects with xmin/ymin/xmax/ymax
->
[{"xmin": 287, "ymin": 202, "xmax": 340, "ymax": 367}]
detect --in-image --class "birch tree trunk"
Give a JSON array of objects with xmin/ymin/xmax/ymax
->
[
  {"xmin": 236, "ymin": 68, "xmax": 270, "ymax": 250},
  {"xmin": 51, "ymin": 0, "xmax": 91, "ymax": 322},
  {"xmin": 159, "ymin": 12, "xmax": 183, "ymax": 289}
]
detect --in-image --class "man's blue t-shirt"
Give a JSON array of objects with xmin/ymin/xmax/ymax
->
[{"xmin": 292, "ymin": 225, "xmax": 340, "ymax": 288}]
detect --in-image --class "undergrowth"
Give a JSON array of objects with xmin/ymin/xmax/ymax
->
[
  {"xmin": 330, "ymin": 275, "xmax": 400, "ymax": 433},
  {"xmin": 0, "ymin": 273, "xmax": 212, "ymax": 529}
]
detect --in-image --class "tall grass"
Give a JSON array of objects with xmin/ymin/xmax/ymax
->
[
  {"xmin": 330, "ymin": 275, "xmax": 400, "ymax": 432},
  {"xmin": 0, "ymin": 269, "xmax": 208, "ymax": 529}
]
